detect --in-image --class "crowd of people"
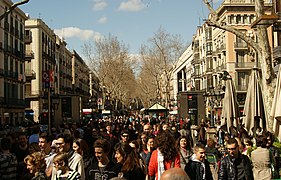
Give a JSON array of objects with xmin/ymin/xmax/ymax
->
[{"xmin": 0, "ymin": 115, "xmax": 280, "ymax": 180}]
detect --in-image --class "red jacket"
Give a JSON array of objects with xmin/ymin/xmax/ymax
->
[{"xmin": 148, "ymin": 149, "xmax": 181, "ymax": 179}]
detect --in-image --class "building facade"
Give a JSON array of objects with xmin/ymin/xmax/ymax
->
[
  {"xmin": 0, "ymin": 0, "xmax": 28, "ymax": 126},
  {"xmin": 25, "ymin": 18, "xmax": 92, "ymax": 127},
  {"xmin": 173, "ymin": 0, "xmax": 273, "ymax": 126}
]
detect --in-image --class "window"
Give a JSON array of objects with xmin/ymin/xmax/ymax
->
[
  {"xmin": 195, "ymin": 65, "xmax": 200, "ymax": 76},
  {"xmin": 236, "ymin": 15, "xmax": 242, "ymax": 24},
  {"xmin": 229, "ymin": 15, "xmax": 235, "ymax": 24},
  {"xmin": 237, "ymin": 51, "xmax": 245, "ymax": 64},
  {"xmin": 243, "ymin": 15, "xmax": 249, "ymax": 24},
  {"xmin": 206, "ymin": 42, "xmax": 212, "ymax": 55},
  {"xmin": 250, "ymin": 15, "xmax": 255, "ymax": 24},
  {"xmin": 237, "ymin": 72, "xmax": 249, "ymax": 91}
]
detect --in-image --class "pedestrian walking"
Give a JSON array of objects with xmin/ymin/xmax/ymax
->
[
  {"xmin": 176, "ymin": 136, "xmax": 192, "ymax": 170},
  {"xmin": 251, "ymin": 135, "xmax": 271, "ymax": 180},
  {"xmin": 86, "ymin": 139, "xmax": 118, "ymax": 180},
  {"xmin": 184, "ymin": 144, "xmax": 213, "ymax": 180},
  {"xmin": 114, "ymin": 142, "xmax": 146, "ymax": 180},
  {"xmin": 148, "ymin": 131, "xmax": 180, "ymax": 180},
  {"xmin": 218, "ymin": 138, "xmax": 254, "ymax": 180}
]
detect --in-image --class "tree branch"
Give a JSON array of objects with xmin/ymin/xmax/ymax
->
[{"xmin": 0, "ymin": 0, "xmax": 30, "ymax": 20}]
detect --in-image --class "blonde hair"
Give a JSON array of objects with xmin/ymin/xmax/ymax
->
[
  {"xmin": 53, "ymin": 152, "xmax": 69, "ymax": 167},
  {"xmin": 24, "ymin": 152, "xmax": 46, "ymax": 173}
]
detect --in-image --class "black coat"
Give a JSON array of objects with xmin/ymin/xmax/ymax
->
[
  {"xmin": 185, "ymin": 158, "xmax": 213, "ymax": 180},
  {"xmin": 218, "ymin": 153, "xmax": 254, "ymax": 180}
]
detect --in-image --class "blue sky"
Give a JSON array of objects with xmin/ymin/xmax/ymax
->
[{"xmin": 20, "ymin": 0, "xmax": 222, "ymax": 56}]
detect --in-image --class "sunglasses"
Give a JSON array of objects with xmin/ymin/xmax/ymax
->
[{"xmin": 122, "ymin": 135, "xmax": 129, "ymax": 138}]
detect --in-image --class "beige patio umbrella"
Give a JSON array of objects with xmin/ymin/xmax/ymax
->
[
  {"xmin": 270, "ymin": 65, "xmax": 281, "ymax": 139},
  {"xmin": 242, "ymin": 68, "xmax": 267, "ymax": 135},
  {"xmin": 221, "ymin": 78, "xmax": 239, "ymax": 132}
]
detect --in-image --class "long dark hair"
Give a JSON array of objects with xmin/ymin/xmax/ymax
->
[
  {"xmin": 114, "ymin": 142, "xmax": 141, "ymax": 173},
  {"xmin": 176, "ymin": 136, "xmax": 192, "ymax": 150},
  {"xmin": 154, "ymin": 131, "xmax": 178, "ymax": 161}
]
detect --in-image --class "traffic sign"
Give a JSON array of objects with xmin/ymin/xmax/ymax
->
[{"xmin": 42, "ymin": 71, "xmax": 50, "ymax": 82}]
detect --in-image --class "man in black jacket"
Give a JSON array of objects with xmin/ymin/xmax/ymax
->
[
  {"xmin": 86, "ymin": 139, "xmax": 119, "ymax": 180},
  {"xmin": 218, "ymin": 138, "xmax": 254, "ymax": 180},
  {"xmin": 185, "ymin": 144, "xmax": 213, "ymax": 180}
]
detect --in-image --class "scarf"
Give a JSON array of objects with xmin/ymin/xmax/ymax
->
[{"xmin": 157, "ymin": 149, "xmax": 165, "ymax": 180}]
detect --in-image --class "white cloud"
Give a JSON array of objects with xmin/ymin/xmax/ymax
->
[
  {"xmin": 93, "ymin": 0, "xmax": 107, "ymax": 11},
  {"xmin": 118, "ymin": 0, "xmax": 145, "ymax": 12},
  {"xmin": 98, "ymin": 16, "xmax": 107, "ymax": 24},
  {"xmin": 54, "ymin": 27, "xmax": 103, "ymax": 41}
]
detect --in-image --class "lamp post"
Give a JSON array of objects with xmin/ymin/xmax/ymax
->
[
  {"xmin": 204, "ymin": 86, "xmax": 222, "ymax": 127},
  {"xmin": 0, "ymin": 0, "xmax": 29, "ymax": 20}
]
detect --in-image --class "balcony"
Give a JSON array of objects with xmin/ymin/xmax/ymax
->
[
  {"xmin": 25, "ymin": 90, "xmax": 41, "ymax": 99},
  {"xmin": 234, "ymin": 42, "xmax": 248, "ymax": 50},
  {"xmin": 206, "ymin": 50, "xmax": 212, "ymax": 56},
  {"xmin": 191, "ymin": 72, "xmax": 201, "ymax": 79},
  {"xmin": 235, "ymin": 62, "xmax": 255, "ymax": 69},
  {"xmin": 191, "ymin": 58, "xmax": 200, "ymax": 65},
  {"xmin": 6, "ymin": 98, "xmax": 25, "ymax": 107},
  {"xmin": 25, "ymin": 70, "xmax": 36, "ymax": 80},
  {"xmin": 236, "ymin": 84, "xmax": 248, "ymax": 92},
  {"xmin": 25, "ymin": 35, "xmax": 32, "ymax": 44},
  {"xmin": 25, "ymin": 50, "xmax": 34, "ymax": 60},
  {"xmin": 273, "ymin": 46, "xmax": 281, "ymax": 60}
]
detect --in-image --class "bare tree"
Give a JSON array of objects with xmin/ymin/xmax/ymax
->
[
  {"xmin": 136, "ymin": 64, "xmax": 159, "ymax": 108},
  {"xmin": 82, "ymin": 34, "xmax": 137, "ymax": 110},
  {"xmin": 203, "ymin": 0, "xmax": 276, "ymax": 129},
  {"xmin": 139, "ymin": 27, "xmax": 185, "ymax": 108}
]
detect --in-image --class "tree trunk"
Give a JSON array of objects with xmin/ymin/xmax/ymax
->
[{"xmin": 255, "ymin": 0, "xmax": 276, "ymax": 131}]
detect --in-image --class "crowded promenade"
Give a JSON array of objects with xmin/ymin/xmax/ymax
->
[{"xmin": 0, "ymin": 115, "xmax": 279, "ymax": 180}]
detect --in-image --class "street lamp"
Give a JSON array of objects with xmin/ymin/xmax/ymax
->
[
  {"xmin": 0, "ymin": 0, "xmax": 29, "ymax": 20},
  {"xmin": 203, "ymin": 86, "xmax": 222, "ymax": 127}
]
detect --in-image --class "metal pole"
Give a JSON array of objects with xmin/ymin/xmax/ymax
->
[
  {"xmin": 211, "ymin": 99, "xmax": 214, "ymax": 127},
  {"xmin": 48, "ymin": 89, "xmax": 51, "ymax": 134}
]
